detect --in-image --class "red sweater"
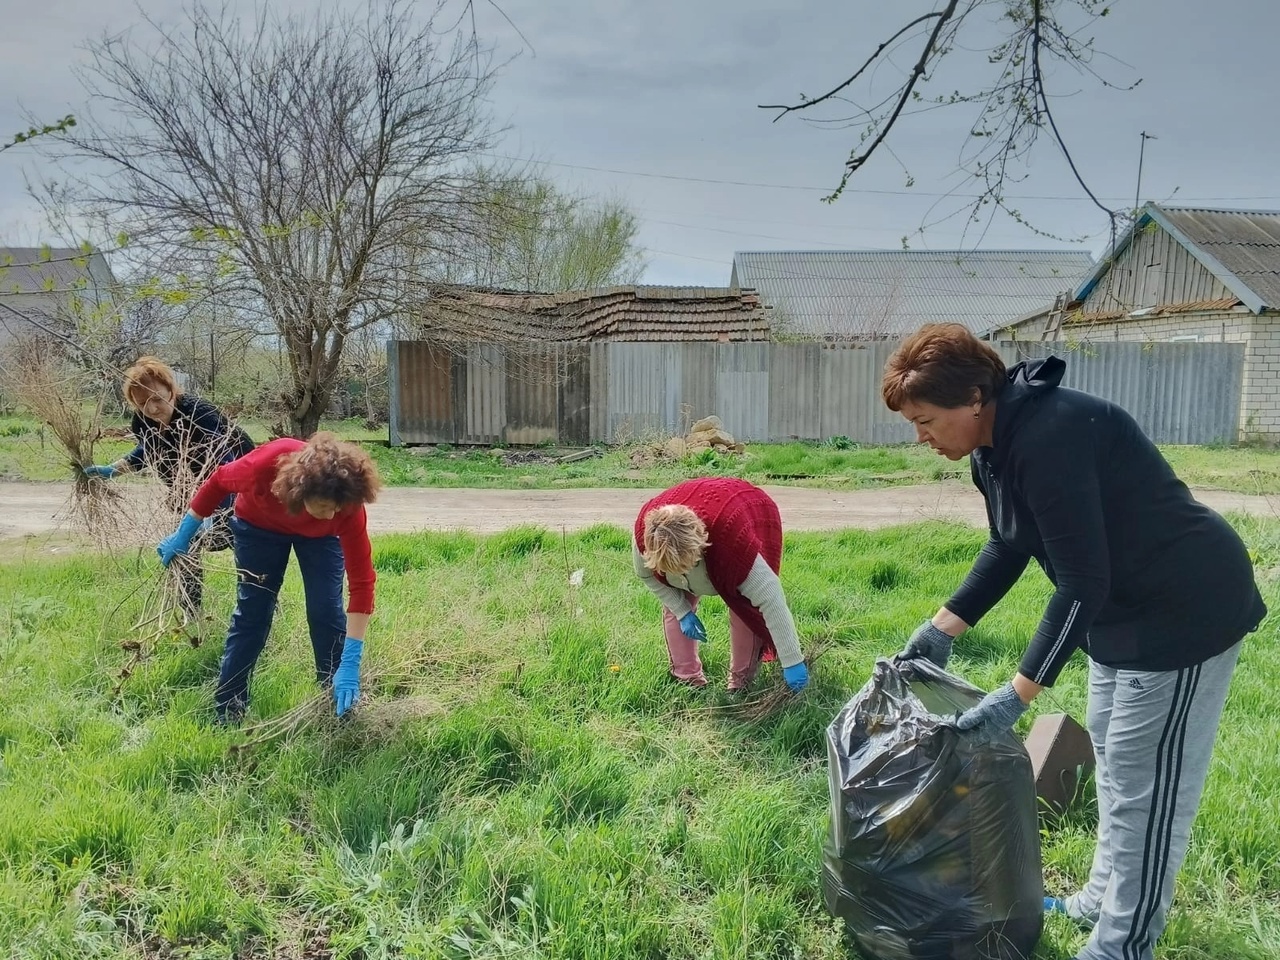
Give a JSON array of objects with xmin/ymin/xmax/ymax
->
[
  {"xmin": 189, "ymin": 438, "xmax": 376, "ymax": 614},
  {"xmin": 634, "ymin": 478, "xmax": 784, "ymax": 659}
]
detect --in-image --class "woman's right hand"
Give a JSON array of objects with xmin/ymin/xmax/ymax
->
[
  {"xmin": 896, "ymin": 620, "xmax": 954, "ymax": 669},
  {"xmin": 679, "ymin": 611, "xmax": 707, "ymax": 642}
]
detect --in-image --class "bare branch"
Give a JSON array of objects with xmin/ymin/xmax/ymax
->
[
  {"xmin": 759, "ymin": 12, "xmax": 947, "ymax": 118},
  {"xmin": 2, "ymin": 115, "xmax": 76, "ymax": 153},
  {"xmin": 767, "ymin": 0, "xmax": 1139, "ymax": 233}
]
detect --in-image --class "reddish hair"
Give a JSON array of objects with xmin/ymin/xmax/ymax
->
[
  {"xmin": 270, "ymin": 432, "xmax": 382, "ymax": 513},
  {"xmin": 882, "ymin": 323, "xmax": 1007, "ymax": 411},
  {"xmin": 122, "ymin": 356, "xmax": 182, "ymax": 409}
]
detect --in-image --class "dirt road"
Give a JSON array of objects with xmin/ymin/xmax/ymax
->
[{"xmin": 3, "ymin": 481, "xmax": 1278, "ymax": 541}]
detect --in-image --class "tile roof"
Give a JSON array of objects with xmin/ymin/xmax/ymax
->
[{"xmin": 417, "ymin": 285, "xmax": 771, "ymax": 342}]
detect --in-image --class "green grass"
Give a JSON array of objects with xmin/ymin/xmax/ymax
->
[
  {"xmin": 6, "ymin": 410, "xmax": 1280, "ymax": 494},
  {"xmin": 0, "ymin": 415, "xmax": 386, "ymax": 483},
  {"xmin": 1, "ymin": 519, "xmax": 1278, "ymax": 958}
]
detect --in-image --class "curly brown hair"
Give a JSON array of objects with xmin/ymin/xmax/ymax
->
[
  {"xmin": 270, "ymin": 432, "xmax": 383, "ymax": 513},
  {"xmin": 882, "ymin": 323, "xmax": 1007, "ymax": 411}
]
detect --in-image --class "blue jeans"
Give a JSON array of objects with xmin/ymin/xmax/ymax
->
[{"xmin": 216, "ymin": 516, "xmax": 347, "ymax": 720}]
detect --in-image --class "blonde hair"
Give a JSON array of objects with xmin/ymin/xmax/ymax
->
[
  {"xmin": 122, "ymin": 356, "xmax": 183, "ymax": 410},
  {"xmin": 643, "ymin": 504, "xmax": 710, "ymax": 575}
]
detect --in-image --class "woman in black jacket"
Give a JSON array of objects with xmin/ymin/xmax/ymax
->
[
  {"xmin": 883, "ymin": 324, "xmax": 1264, "ymax": 960},
  {"xmin": 86, "ymin": 356, "xmax": 255, "ymax": 616}
]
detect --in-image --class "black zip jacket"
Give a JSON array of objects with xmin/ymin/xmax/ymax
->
[
  {"xmin": 124, "ymin": 395, "xmax": 255, "ymax": 490},
  {"xmin": 947, "ymin": 356, "xmax": 1265, "ymax": 685}
]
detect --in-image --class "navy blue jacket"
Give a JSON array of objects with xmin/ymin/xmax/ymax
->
[{"xmin": 125, "ymin": 394, "xmax": 255, "ymax": 491}]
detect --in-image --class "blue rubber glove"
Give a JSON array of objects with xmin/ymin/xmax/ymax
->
[
  {"xmin": 157, "ymin": 512, "xmax": 203, "ymax": 567},
  {"xmin": 83, "ymin": 464, "xmax": 117, "ymax": 479},
  {"xmin": 955, "ymin": 682, "xmax": 1028, "ymax": 732},
  {"xmin": 333, "ymin": 637, "xmax": 364, "ymax": 716},
  {"xmin": 896, "ymin": 620, "xmax": 954, "ymax": 669},
  {"xmin": 782, "ymin": 661, "xmax": 809, "ymax": 692},
  {"xmin": 678, "ymin": 611, "xmax": 707, "ymax": 642}
]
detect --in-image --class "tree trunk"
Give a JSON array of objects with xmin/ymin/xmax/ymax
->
[
  {"xmin": 292, "ymin": 404, "xmax": 325, "ymax": 439},
  {"xmin": 288, "ymin": 378, "xmax": 329, "ymax": 438}
]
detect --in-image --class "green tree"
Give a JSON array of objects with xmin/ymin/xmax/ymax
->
[{"xmin": 442, "ymin": 174, "xmax": 646, "ymax": 292}]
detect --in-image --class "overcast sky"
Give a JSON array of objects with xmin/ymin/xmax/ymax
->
[{"xmin": 3, "ymin": 0, "xmax": 1278, "ymax": 285}]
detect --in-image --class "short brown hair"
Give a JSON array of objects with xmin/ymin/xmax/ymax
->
[
  {"xmin": 122, "ymin": 356, "xmax": 182, "ymax": 409},
  {"xmin": 643, "ymin": 504, "xmax": 710, "ymax": 575},
  {"xmin": 271, "ymin": 432, "xmax": 383, "ymax": 513},
  {"xmin": 882, "ymin": 323, "xmax": 1007, "ymax": 411}
]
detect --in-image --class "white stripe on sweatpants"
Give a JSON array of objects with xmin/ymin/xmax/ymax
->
[{"xmin": 1069, "ymin": 641, "xmax": 1242, "ymax": 960}]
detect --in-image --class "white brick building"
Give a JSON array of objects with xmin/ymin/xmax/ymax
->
[{"xmin": 991, "ymin": 204, "xmax": 1280, "ymax": 440}]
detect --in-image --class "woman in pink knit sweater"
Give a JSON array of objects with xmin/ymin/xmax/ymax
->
[{"xmin": 634, "ymin": 477, "xmax": 809, "ymax": 693}]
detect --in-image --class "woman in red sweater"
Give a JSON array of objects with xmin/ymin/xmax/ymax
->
[
  {"xmin": 156, "ymin": 432, "xmax": 382, "ymax": 724},
  {"xmin": 634, "ymin": 478, "xmax": 809, "ymax": 693}
]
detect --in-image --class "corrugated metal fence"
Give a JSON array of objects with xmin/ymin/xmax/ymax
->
[{"xmin": 389, "ymin": 340, "xmax": 1244, "ymax": 446}]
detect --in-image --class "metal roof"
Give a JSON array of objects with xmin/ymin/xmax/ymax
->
[
  {"xmin": 1075, "ymin": 205, "xmax": 1280, "ymax": 313},
  {"xmin": 730, "ymin": 249, "xmax": 1093, "ymax": 338},
  {"xmin": 0, "ymin": 247, "xmax": 114, "ymax": 295}
]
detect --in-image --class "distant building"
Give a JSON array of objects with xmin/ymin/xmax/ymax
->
[
  {"xmin": 730, "ymin": 248, "xmax": 1093, "ymax": 340},
  {"xmin": 992, "ymin": 204, "xmax": 1280, "ymax": 439},
  {"xmin": 0, "ymin": 246, "xmax": 117, "ymax": 344}
]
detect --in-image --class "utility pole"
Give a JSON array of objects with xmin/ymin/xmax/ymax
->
[{"xmin": 1134, "ymin": 131, "xmax": 1157, "ymax": 218}]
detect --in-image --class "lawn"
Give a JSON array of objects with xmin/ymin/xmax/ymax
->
[
  {"xmin": 3, "ymin": 412, "xmax": 1280, "ymax": 494},
  {"xmin": 1, "ymin": 518, "xmax": 1277, "ymax": 959}
]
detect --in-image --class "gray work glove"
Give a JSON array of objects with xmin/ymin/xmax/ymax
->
[
  {"xmin": 896, "ymin": 620, "xmax": 954, "ymax": 669},
  {"xmin": 955, "ymin": 682, "xmax": 1028, "ymax": 733}
]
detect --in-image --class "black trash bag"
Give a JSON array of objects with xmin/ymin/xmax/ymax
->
[{"xmin": 821, "ymin": 657, "xmax": 1043, "ymax": 960}]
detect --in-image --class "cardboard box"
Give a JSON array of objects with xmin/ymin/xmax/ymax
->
[{"xmin": 1023, "ymin": 712, "xmax": 1094, "ymax": 817}]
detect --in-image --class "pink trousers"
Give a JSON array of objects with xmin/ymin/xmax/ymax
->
[{"xmin": 663, "ymin": 594, "xmax": 765, "ymax": 691}]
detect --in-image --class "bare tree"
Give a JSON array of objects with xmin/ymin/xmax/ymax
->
[
  {"xmin": 439, "ymin": 173, "xmax": 646, "ymax": 292},
  {"xmin": 762, "ymin": 1, "xmax": 1138, "ymax": 245},
  {"xmin": 50, "ymin": 0, "xmax": 499, "ymax": 436}
]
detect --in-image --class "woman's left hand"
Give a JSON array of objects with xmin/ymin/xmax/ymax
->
[
  {"xmin": 333, "ymin": 637, "xmax": 364, "ymax": 716},
  {"xmin": 955, "ymin": 681, "xmax": 1028, "ymax": 732}
]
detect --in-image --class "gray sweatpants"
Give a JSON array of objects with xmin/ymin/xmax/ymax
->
[{"xmin": 1066, "ymin": 641, "xmax": 1242, "ymax": 960}]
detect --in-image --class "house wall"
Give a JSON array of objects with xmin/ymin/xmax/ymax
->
[{"xmin": 1080, "ymin": 222, "xmax": 1234, "ymax": 313}]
